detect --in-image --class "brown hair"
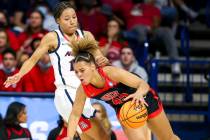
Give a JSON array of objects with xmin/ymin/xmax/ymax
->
[
  {"xmin": 71, "ymin": 35, "xmax": 101, "ymax": 65},
  {"xmin": 53, "ymin": 1, "xmax": 76, "ymax": 20},
  {"xmin": 71, "ymin": 36, "xmax": 98, "ymax": 56}
]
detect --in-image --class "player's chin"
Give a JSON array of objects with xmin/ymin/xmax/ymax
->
[
  {"xmin": 67, "ymin": 27, "xmax": 77, "ymax": 33},
  {"xmin": 81, "ymin": 80, "xmax": 89, "ymax": 85}
]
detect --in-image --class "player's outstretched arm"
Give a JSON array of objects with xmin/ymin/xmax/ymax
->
[
  {"xmin": 66, "ymin": 85, "xmax": 87, "ymax": 139},
  {"xmin": 4, "ymin": 32, "xmax": 57, "ymax": 88},
  {"xmin": 104, "ymin": 66, "xmax": 150, "ymax": 106}
]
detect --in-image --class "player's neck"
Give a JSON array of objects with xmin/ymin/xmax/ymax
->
[
  {"xmin": 63, "ymin": 32, "xmax": 75, "ymax": 41},
  {"xmin": 90, "ymin": 71, "xmax": 105, "ymax": 88},
  {"xmin": 59, "ymin": 27, "xmax": 75, "ymax": 41}
]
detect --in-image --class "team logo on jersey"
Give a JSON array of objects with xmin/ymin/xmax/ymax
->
[
  {"xmin": 108, "ymin": 82, "xmax": 113, "ymax": 87},
  {"xmin": 79, "ymin": 121, "xmax": 88, "ymax": 129}
]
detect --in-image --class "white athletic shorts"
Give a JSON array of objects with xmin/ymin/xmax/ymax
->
[{"xmin": 54, "ymin": 86, "xmax": 96, "ymax": 133}]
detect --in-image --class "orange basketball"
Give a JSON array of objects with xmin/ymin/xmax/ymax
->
[{"xmin": 119, "ymin": 101, "xmax": 148, "ymax": 128}]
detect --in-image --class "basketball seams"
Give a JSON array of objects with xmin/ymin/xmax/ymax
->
[
  {"xmin": 119, "ymin": 101, "xmax": 148, "ymax": 129},
  {"xmin": 122, "ymin": 105, "xmax": 135, "ymax": 128},
  {"xmin": 121, "ymin": 108, "xmax": 147, "ymax": 122},
  {"xmin": 125, "ymin": 101, "xmax": 135, "ymax": 118}
]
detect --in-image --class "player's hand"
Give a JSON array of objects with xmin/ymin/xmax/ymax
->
[
  {"xmin": 95, "ymin": 56, "xmax": 110, "ymax": 67},
  {"xmin": 4, "ymin": 73, "xmax": 22, "ymax": 88},
  {"xmin": 124, "ymin": 93, "xmax": 148, "ymax": 107}
]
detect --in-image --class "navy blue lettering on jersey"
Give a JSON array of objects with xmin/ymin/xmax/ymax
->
[{"xmin": 65, "ymin": 51, "xmax": 72, "ymax": 57}]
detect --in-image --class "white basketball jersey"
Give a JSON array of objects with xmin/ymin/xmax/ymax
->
[{"xmin": 49, "ymin": 28, "xmax": 84, "ymax": 89}]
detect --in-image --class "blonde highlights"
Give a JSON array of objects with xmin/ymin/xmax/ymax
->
[{"xmin": 71, "ymin": 36, "xmax": 98, "ymax": 56}]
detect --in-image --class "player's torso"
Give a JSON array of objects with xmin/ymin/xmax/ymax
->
[
  {"xmin": 83, "ymin": 68, "xmax": 137, "ymax": 111},
  {"xmin": 94, "ymin": 83, "xmax": 136, "ymax": 111},
  {"xmin": 49, "ymin": 28, "xmax": 82, "ymax": 89}
]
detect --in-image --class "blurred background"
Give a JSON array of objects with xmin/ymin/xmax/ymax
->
[{"xmin": 0, "ymin": 0, "xmax": 210, "ymax": 139}]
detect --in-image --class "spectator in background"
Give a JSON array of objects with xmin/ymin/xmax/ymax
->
[
  {"xmin": 17, "ymin": 32, "xmax": 45, "ymax": 58},
  {"xmin": 0, "ymin": 0, "xmax": 32, "ymax": 35},
  {"xmin": 0, "ymin": 28, "xmax": 10, "ymax": 68},
  {"xmin": 92, "ymin": 102, "xmax": 117, "ymax": 140},
  {"xmin": 0, "ymin": 113, "xmax": 7, "ymax": 140},
  {"xmin": 99, "ymin": 18, "xmax": 128, "ymax": 64},
  {"xmin": 23, "ymin": 53, "xmax": 55, "ymax": 92},
  {"xmin": 4, "ymin": 102, "xmax": 32, "ymax": 140},
  {"xmin": 16, "ymin": 32, "xmax": 43, "ymax": 68},
  {"xmin": 77, "ymin": 0, "xmax": 108, "ymax": 38},
  {"xmin": 36, "ymin": 1, "xmax": 58, "ymax": 31},
  {"xmin": 0, "ymin": 10, "xmax": 20, "ymax": 51},
  {"xmin": 17, "ymin": 52, "xmax": 30, "ymax": 69},
  {"xmin": 18, "ymin": 10, "xmax": 48, "ymax": 52},
  {"xmin": 172, "ymin": 0, "xmax": 198, "ymax": 19},
  {"xmin": 152, "ymin": 0, "xmax": 178, "ymax": 29},
  {"xmin": 0, "ymin": 48, "xmax": 23, "ymax": 92},
  {"xmin": 113, "ymin": 0, "xmax": 181, "ymax": 76},
  {"xmin": 48, "ymin": 116, "xmax": 80, "ymax": 140},
  {"xmin": 19, "ymin": 35, "xmax": 55, "ymax": 92},
  {"xmin": 113, "ymin": 46, "xmax": 148, "ymax": 82}
]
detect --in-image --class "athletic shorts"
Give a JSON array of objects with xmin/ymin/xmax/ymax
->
[
  {"xmin": 54, "ymin": 86, "xmax": 96, "ymax": 133},
  {"xmin": 145, "ymin": 88, "xmax": 163, "ymax": 119}
]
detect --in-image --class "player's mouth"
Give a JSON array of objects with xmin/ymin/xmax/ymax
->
[{"xmin": 80, "ymin": 78, "xmax": 84, "ymax": 82}]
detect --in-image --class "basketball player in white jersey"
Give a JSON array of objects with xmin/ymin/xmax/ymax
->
[{"xmin": 4, "ymin": 2, "xmax": 109, "ymax": 140}]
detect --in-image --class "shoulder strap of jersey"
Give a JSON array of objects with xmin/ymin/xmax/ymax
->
[
  {"xmin": 54, "ymin": 27, "xmax": 66, "ymax": 43},
  {"xmin": 98, "ymin": 67, "xmax": 117, "ymax": 85},
  {"xmin": 76, "ymin": 29, "xmax": 84, "ymax": 39}
]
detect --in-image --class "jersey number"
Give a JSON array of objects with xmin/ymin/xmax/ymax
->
[{"xmin": 112, "ymin": 93, "xmax": 128, "ymax": 105}]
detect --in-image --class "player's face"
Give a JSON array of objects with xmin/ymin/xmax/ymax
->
[
  {"xmin": 74, "ymin": 61, "xmax": 95, "ymax": 85},
  {"xmin": 57, "ymin": 8, "xmax": 78, "ymax": 35}
]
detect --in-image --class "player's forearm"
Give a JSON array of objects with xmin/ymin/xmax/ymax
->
[
  {"xmin": 67, "ymin": 114, "xmax": 80, "ymax": 138},
  {"xmin": 136, "ymin": 80, "xmax": 150, "ymax": 96},
  {"xmin": 18, "ymin": 57, "xmax": 37, "ymax": 77}
]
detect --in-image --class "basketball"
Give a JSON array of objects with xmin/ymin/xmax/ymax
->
[{"xmin": 119, "ymin": 101, "xmax": 148, "ymax": 128}]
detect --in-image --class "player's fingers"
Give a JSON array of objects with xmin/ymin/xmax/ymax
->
[
  {"xmin": 131, "ymin": 97, "xmax": 137, "ymax": 105},
  {"xmin": 123, "ymin": 94, "xmax": 134, "ymax": 101},
  {"xmin": 4, "ymin": 78, "xmax": 12, "ymax": 87},
  {"xmin": 4, "ymin": 76, "xmax": 18, "ymax": 87},
  {"xmin": 140, "ymin": 98, "xmax": 149, "ymax": 107},
  {"xmin": 135, "ymin": 98, "xmax": 140, "ymax": 107},
  {"xmin": 96, "ymin": 58, "xmax": 106, "ymax": 66}
]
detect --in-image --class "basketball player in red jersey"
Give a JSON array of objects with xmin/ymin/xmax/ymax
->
[
  {"xmin": 64, "ymin": 39, "xmax": 180, "ymax": 140},
  {"xmin": 4, "ymin": 2, "xmax": 109, "ymax": 140}
]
